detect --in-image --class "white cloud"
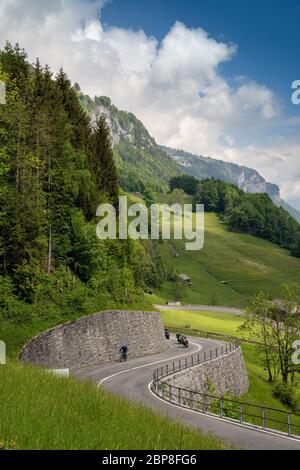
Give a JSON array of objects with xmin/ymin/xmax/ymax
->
[{"xmin": 0, "ymin": 0, "xmax": 299, "ymax": 207}]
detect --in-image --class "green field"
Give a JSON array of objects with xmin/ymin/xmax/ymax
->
[
  {"xmin": 161, "ymin": 309, "xmax": 244, "ymax": 337},
  {"xmin": 0, "ymin": 362, "xmax": 231, "ymax": 450},
  {"xmin": 157, "ymin": 213, "xmax": 300, "ymax": 308}
]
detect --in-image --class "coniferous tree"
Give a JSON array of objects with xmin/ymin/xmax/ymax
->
[{"xmin": 89, "ymin": 115, "xmax": 119, "ymax": 207}]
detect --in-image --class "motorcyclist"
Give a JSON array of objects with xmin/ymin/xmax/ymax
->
[
  {"xmin": 119, "ymin": 345, "xmax": 128, "ymax": 362},
  {"xmin": 176, "ymin": 332, "xmax": 181, "ymax": 343},
  {"xmin": 165, "ymin": 329, "xmax": 170, "ymax": 340}
]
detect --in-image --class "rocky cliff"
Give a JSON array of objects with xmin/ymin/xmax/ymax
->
[
  {"xmin": 162, "ymin": 146, "xmax": 300, "ymax": 221},
  {"xmin": 77, "ymin": 91, "xmax": 179, "ymax": 192},
  {"xmin": 75, "ymin": 86, "xmax": 300, "ymax": 221},
  {"xmin": 162, "ymin": 146, "xmax": 281, "ymax": 204}
]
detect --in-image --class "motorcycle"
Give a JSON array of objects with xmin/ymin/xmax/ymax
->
[
  {"xmin": 119, "ymin": 352, "xmax": 128, "ymax": 362},
  {"xmin": 119, "ymin": 346, "xmax": 128, "ymax": 362}
]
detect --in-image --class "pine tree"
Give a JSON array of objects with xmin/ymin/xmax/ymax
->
[{"xmin": 89, "ymin": 115, "xmax": 119, "ymax": 208}]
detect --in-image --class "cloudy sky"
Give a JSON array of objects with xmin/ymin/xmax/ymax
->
[{"xmin": 1, "ymin": 0, "xmax": 300, "ymax": 208}]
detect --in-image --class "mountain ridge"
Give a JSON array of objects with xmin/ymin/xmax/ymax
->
[
  {"xmin": 76, "ymin": 86, "xmax": 300, "ymax": 222},
  {"xmin": 161, "ymin": 146, "xmax": 300, "ymax": 222},
  {"xmin": 77, "ymin": 90, "xmax": 179, "ymax": 193}
]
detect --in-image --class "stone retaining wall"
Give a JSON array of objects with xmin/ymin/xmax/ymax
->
[
  {"xmin": 20, "ymin": 310, "xmax": 168, "ymax": 369},
  {"xmin": 163, "ymin": 347, "xmax": 249, "ymax": 397}
]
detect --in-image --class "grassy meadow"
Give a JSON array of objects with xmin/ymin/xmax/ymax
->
[
  {"xmin": 157, "ymin": 213, "xmax": 300, "ymax": 308},
  {"xmin": 0, "ymin": 362, "xmax": 231, "ymax": 450}
]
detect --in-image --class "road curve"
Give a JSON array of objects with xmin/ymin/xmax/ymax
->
[
  {"xmin": 73, "ymin": 336, "xmax": 300, "ymax": 450},
  {"xmin": 155, "ymin": 305, "xmax": 245, "ymax": 316}
]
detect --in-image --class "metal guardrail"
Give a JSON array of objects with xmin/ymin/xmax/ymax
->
[
  {"xmin": 152, "ymin": 334, "xmax": 300, "ymax": 440},
  {"xmin": 165, "ymin": 325, "xmax": 237, "ymax": 342}
]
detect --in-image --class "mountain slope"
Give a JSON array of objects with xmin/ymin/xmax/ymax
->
[
  {"xmin": 162, "ymin": 146, "xmax": 300, "ymax": 222},
  {"xmin": 77, "ymin": 86, "xmax": 300, "ymax": 221},
  {"xmin": 280, "ymin": 199, "xmax": 300, "ymax": 223},
  {"xmin": 157, "ymin": 213, "xmax": 300, "ymax": 308},
  {"xmin": 77, "ymin": 91, "xmax": 179, "ymax": 192}
]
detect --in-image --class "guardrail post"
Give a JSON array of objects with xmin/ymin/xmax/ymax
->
[
  {"xmin": 261, "ymin": 408, "xmax": 266, "ymax": 429},
  {"xmin": 198, "ymin": 353, "xmax": 200, "ymax": 363},
  {"xmin": 288, "ymin": 413, "xmax": 292, "ymax": 436},
  {"xmin": 210, "ymin": 350, "xmax": 212, "ymax": 360},
  {"xmin": 230, "ymin": 343, "xmax": 232, "ymax": 352},
  {"xmin": 191, "ymin": 356, "xmax": 194, "ymax": 367},
  {"xmin": 204, "ymin": 351, "xmax": 206, "ymax": 362},
  {"xmin": 221, "ymin": 346, "xmax": 224, "ymax": 355},
  {"xmin": 203, "ymin": 395, "xmax": 206, "ymax": 413},
  {"xmin": 189, "ymin": 391, "xmax": 193, "ymax": 409},
  {"xmin": 168, "ymin": 385, "xmax": 172, "ymax": 402},
  {"xmin": 220, "ymin": 398, "xmax": 223, "ymax": 418},
  {"xmin": 240, "ymin": 404, "xmax": 244, "ymax": 423},
  {"xmin": 226, "ymin": 344, "xmax": 228, "ymax": 353},
  {"xmin": 166, "ymin": 364, "xmax": 169, "ymax": 375},
  {"xmin": 185, "ymin": 358, "xmax": 188, "ymax": 368},
  {"xmin": 215, "ymin": 348, "xmax": 218, "ymax": 357},
  {"xmin": 173, "ymin": 362, "xmax": 175, "ymax": 373},
  {"xmin": 178, "ymin": 388, "xmax": 182, "ymax": 406},
  {"xmin": 179, "ymin": 359, "xmax": 181, "ymax": 370}
]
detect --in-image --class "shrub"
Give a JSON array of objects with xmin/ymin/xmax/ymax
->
[
  {"xmin": 0, "ymin": 276, "xmax": 14, "ymax": 309},
  {"xmin": 273, "ymin": 382, "xmax": 298, "ymax": 411}
]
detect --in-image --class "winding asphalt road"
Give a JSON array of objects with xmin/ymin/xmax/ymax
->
[{"xmin": 73, "ymin": 336, "xmax": 300, "ymax": 450}]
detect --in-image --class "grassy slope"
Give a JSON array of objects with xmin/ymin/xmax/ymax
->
[
  {"xmin": 157, "ymin": 213, "xmax": 300, "ymax": 308},
  {"xmin": 161, "ymin": 309, "xmax": 243, "ymax": 336},
  {"xmin": 0, "ymin": 363, "xmax": 230, "ymax": 450}
]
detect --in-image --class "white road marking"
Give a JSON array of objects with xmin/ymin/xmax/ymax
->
[{"xmin": 97, "ymin": 341, "xmax": 202, "ymax": 387}]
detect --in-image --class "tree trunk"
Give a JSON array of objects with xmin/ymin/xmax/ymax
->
[{"xmin": 47, "ymin": 215, "xmax": 52, "ymax": 275}]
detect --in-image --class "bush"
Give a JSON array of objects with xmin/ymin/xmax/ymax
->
[
  {"xmin": 0, "ymin": 297, "xmax": 34, "ymax": 325},
  {"xmin": 0, "ymin": 276, "xmax": 14, "ymax": 309},
  {"xmin": 13, "ymin": 261, "xmax": 43, "ymax": 303},
  {"xmin": 273, "ymin": 382, "xmax": 298, "ymax": 411}
]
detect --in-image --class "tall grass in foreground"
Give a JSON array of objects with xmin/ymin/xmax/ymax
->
[{"xmin": 0, "ymin": 363, "xmax": 231, "ymax": 450}]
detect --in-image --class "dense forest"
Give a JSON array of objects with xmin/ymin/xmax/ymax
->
[
  {"xmin": 170, "ymin": 175, "xmax": 300, "ymax": 257},
  {"xmin": 0, "ymin": 44, "xmax": 170, "ymax": 337}
]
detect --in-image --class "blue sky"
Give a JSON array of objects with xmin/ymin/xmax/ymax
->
[
  {"xmin": 1, "ymin": 0, "xmax": 300, "ymax": 208},
  {"xmin": 102, "ymin": 0, "xmax": 300, "ymax": 115}
]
